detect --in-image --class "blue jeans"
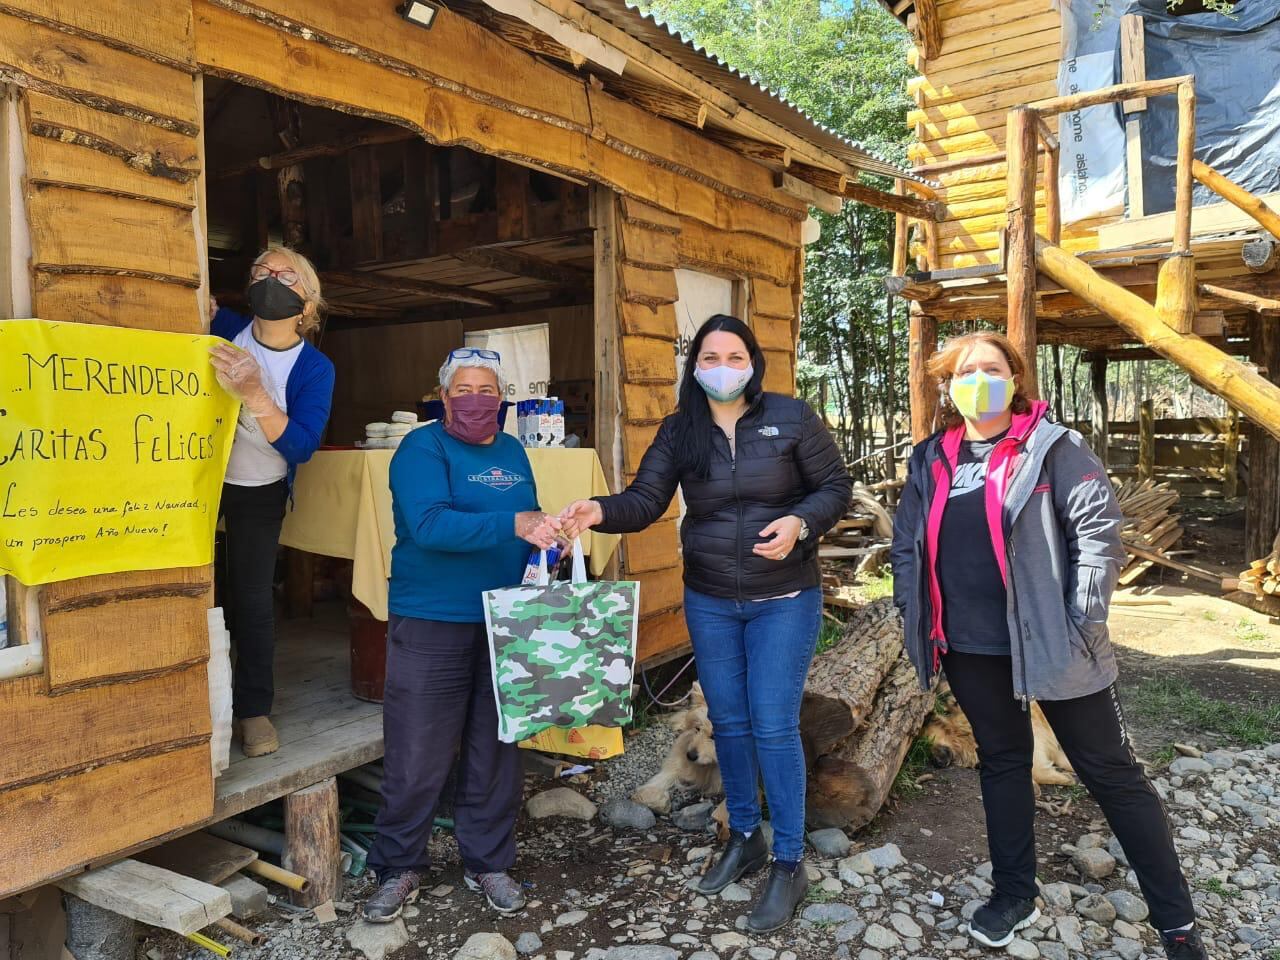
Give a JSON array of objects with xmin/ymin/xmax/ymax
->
[{"xmin": 683, "ymin": 586, "xmax": 822, "ymax": 863}]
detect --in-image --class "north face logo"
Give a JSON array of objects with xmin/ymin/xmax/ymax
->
[{"xmin": 468, "ymin": 467, "xmax": 525, "ymax": 491}]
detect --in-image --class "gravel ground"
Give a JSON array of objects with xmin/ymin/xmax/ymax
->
[{"xmin": 138, "ymin": 740, "xmax": 1280, "ymax": 960}]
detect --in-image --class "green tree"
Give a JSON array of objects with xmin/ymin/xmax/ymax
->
[{"xmin": 635, "ymin": 0, "xmax": 916, "ymax": 473}]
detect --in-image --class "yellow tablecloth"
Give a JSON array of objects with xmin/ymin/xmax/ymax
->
[{"xmin": 280, "ymin": 447, "xmax": 619, "ymax": 621}]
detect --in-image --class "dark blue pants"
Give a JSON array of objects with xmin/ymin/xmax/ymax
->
[
  {"xmin": 369, "ymin": 617, "xmax": 523, "ymax": 878},
  {"xmin": 683, "ymin": 586, "xmax": 822, "ymax": 863}
]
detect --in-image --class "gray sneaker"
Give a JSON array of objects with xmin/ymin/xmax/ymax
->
[
  {"xmin": 464, "ymin": 870, "xmax": 526, "ymax": 914},
  {"xmin": 363, "ymin": 870, "xmax": 421, "ymax": 923}
]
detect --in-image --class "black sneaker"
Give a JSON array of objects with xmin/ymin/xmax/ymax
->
[
  {"xmin": 363, "ymin": 870, "xmax": 421, "ymax": 923},
  {"xmin": 696, "ymin": 829, "xmax": 770, "ymax": 894},
  {"xmin": 968, "ymin": 892, "xmax": 1040, "ymax": 948},
  {"xmin": 464, "ymin": 870, "xmax": 527, "ymax": 915},
  {"xmin": 1161, "ymin": 925, "xmax": 1209, "ymax": 960}
]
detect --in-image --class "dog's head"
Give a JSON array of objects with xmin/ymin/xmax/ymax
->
[{"xmin": 671, "ymin": 682, "xmax": 716, "ymax": 767}]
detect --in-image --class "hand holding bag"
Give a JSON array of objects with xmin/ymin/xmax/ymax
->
[{"xmin": 483, "ymin": 537, "xmax": 639, "ymax": 744}]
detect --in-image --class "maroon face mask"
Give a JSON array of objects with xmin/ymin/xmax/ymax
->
[{"xmin": 444, "ymin": 393, "xmax": 502, "ymax": 444}]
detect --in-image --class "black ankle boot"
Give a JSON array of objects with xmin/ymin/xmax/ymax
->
[
  {"xmin": 696, "ymin": 829, "xmax": 769, "ymax": 894},
  {"xmin": 746, "ymin": 859, "xmax": 809, "ymax": 933}
]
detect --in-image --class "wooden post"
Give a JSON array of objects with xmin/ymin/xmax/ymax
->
[
  {"xmin": 1155, "ymin": 253, "xmax": 1197, "ymax": 334},
  {"xmin": 909, "ymin": 308, "xmax": 938, "ymax": 442},
  {"xmin": 284, "ymin": 549, "xmax": 314, "ymax": 620},
  {"xmin": 1005, "ymin": 108, "xmax": 1040, "ymax": 397},
  {"xmin": 1173, "ymin": 80, "xmax": 1196, "ymax": 255},
  {"xmin": 1246, "ymin": 312, "xmax": 1280, "ymax": 558},
  {"xmin": 348, "ymin": 145, "xmax": 383, "ymax": 263},
  {"xmin": 1222, "ymin": 408, "xmax": 1240, "ymax": 500},
  {"xmin": 1138, "ymin": 398, "xmax": 1155, "ymax": 482},
  {"xmin": 1090, "ymin": 356, "xmax": 1110, "ymax": 469},
  {"xmin": 1120, "ymin": 14, "xmax": 1147, "ymax": 219},
  {"xmin": 892, "ymin": 179, "xmax": 908, "ymax": 278},
  {"xmin": 591, "ymin": 185, "xmax": 623, "ymax": 580},
  {"xmin": 283, "ymin": 778, "xmax": 341, "ymax": 908},
  {"xmin": 496, "ymin": 161, "xmax": 530, "ymax": 241},
  {"xmin": 268, "ymin": 96, "xmax": 307, "ymax": 250},
  {"xmin": 1044, "ymin": 143, "xmax": 1061, "ymax": 246},
  {"xmin": 1051, "ymin": 343, "xmax": 1065, "ymax": 424}
]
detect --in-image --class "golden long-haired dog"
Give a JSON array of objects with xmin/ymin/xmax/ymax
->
[
  {"xmin": 631, "ymin": 682, "xmax": 723, "ymax": 814},
  {"xmin": 923, "ymin": 682, "xmax": 1075, "ymax": 792}
]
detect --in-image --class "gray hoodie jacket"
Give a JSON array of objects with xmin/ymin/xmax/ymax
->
[{"xmin": 890, "ymin": 403, "xmax": 1127, "ymax": 703}]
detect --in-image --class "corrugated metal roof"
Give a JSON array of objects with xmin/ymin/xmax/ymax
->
[{"xmin": 575, "ymin": 0, "xmax": 936, "ymax": 187}]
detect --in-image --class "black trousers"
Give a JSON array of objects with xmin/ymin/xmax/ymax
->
[
  {"xmin": 942, "ymin": 650, "xmax": 1195, "ymax": 930},
  {"xmin": 368, "ymin": 616, "xmax": 523, "ymax": 878},
  {"xmin": 217, "ymin": 480, "xmax": 287, "ymax": 719}
]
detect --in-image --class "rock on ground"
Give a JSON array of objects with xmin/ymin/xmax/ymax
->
[
  {"xmin": 515, "ymin": 932, "xmax": 543, "ymax": 955},
  {"xmin": 807, "ymin": 827, "xmax": 852, "ymax": 858},
  {"xmin": 601, "ymin": 798, "xmax": 657, "ymax": 830},
  {"xmin": 1070, "ymin": 847, "xmax": 1116, "ymax": 880},
  {"xmin": 454, "ymin": 933, "xmax": 517, "ymax": 960},
  {"xmin": 1104, "ymin": 889, "xmax": 1149, "ymax": 923},
  {"xmin": 346, "ymin": 919, "xmax": 410, "ymax": 960},
  {"xmin": 527, "ymin": 787, "xmax": 598, "ymax": 820}
]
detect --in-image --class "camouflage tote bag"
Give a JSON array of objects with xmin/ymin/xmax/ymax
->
[{"xmin": 483, "ymin": 538, "xmax": 639, "ymax": 744}]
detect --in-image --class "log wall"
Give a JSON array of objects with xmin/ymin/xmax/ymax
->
[
  {"xmin": 0, "ymin": 1, "xmax": 214, "ymax": 900},
  {"xmin": 908, "ymin": 0, "xmax": 1121, "ymax": 270}
]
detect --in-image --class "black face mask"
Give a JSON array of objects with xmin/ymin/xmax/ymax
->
[{"xmin": 248, "ymin": 277, "xmax": 306, "ymax": 322}]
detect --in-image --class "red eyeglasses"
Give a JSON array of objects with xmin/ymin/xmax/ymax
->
[{"xmin": 251, "ymin": 263, "xmax": 300, "ymax": 286}]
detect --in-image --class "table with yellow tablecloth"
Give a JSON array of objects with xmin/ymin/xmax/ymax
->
[{"xmin": 279, "ymin": 447, "xmax": 620, "ymax": 622}]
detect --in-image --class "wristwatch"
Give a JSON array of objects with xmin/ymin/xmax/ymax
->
[{"xmin": 798, "ymin": 518, "xmax": 810, "ymax": 541}]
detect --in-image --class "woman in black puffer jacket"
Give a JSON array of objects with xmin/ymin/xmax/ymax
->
[{"xmin": 561, "ymin": 315, "xmax": 850, "ymax": 932}]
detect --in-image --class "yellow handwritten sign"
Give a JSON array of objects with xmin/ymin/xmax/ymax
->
[{"xmin": 0, "ymin": 319, "xmax": 239, "ymax": 584}]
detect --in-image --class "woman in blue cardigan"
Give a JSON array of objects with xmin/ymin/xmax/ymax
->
[{"xmin": 210, "ymin": 246, "xmax": 335, "ymax": 758}]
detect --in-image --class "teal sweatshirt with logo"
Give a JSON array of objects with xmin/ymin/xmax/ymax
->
[{"xmin": 388, "ymin": 421, "xmax": 539, "ymax": 622}]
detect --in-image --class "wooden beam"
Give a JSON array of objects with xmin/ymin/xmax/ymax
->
[
  {"xmin": 883, "ymin": 276, "xmax": 944, "ymax": 301},
  {"xmin": 1090, "ymin": 355, "xmax": 1109, "ymax": 468},
  {"xmin": 455, "ymin": 246, "xmax": 592, "ymax": 285},
  {"xmin": 496, "ymin": 162, "xmax": 530, "ymax": 241},
  {"xmin": 479, "ymin": 0, "xmax": 626, "ymax": 73},
  {"xmin": 1036, "ymin": 238, "xmax": 1280, "ymax": 441},
  {"xmin": 909, "ymin": 308, "xmax": 938, "ymax": 441},
  {"xmin": 912, "ymin": 0, "xmax": 941, "ymax": 61},
  {"xmin": 58, "ymin": 861, "xmax": 231, "ymax": 935},
  {"xmin": 842, "ymin": 181, "xmax": 946, "ymax": 221},
  {"xmin": 268, "ymin": 95, "xmax": 307, "ymax": 250},
  {"xmin": 788, "ymin": 162, "xmax": 848, "ymax": 196},
  {"xmin": 347, "ymin": 145, "xmax": 383, "ymax": 263},
  {"xmin": 1044, "ymin": 143, "xmax": 1061, "ymax": 245},
  {"xmin": 321, "ymin": 269, "xmax": 503, "ymax": 307},
  {"xmin": 1155, "ymin": 253, "xmax": 1197, "ymax": 334},
  {"xmin": 212, "ymin": 127, "xmax": 417, "ymax": 180},
  {"xmin": 1005, "ymin": 108, "xmax": 1039, "ymax": 396},
  {"xmin": 1174, "ymin": 81, "xmax": 1196, "ymax": 254},
  {"xmin": 1199, "ymin": 282, "xmax": 1280, "ymax": 316},
  {"xmin": 773, "ymin": 172, "xmax": 841, "ymax": 215},
  {"xmin": 592, "ymin": 186, "xmax": 622, "ymax": 579},
  {"xmin": 1222, "ymin": 408, "xmax": 1240, "ymax": 500},
  {"xmin": 1192, "ymin": 159, "xmax": 1280, "ymax": 240},
  {"xmin": 892, "ymin": 179, "xmax": 908, "ymax": 278},
  {"xmin": 1029, "ymin": 75, "xmax": 1191, "ymax": 116},
  {"xmin": 703, "ymin": 128, "xmax": 792, "ymax": 168},
  {"xmin": 606, "ymin": 75, "xmax": 707, "ymax": 129},
  {"xmin": 1244, "ymin": 238, "xmax": 1278, "ymax": 273},
  {"xmin": 1120, "ymin": 13, "xmax": 1147, "ymax": 219},
  {"xmin": 283, "ymin": 778, "xmax": 341, "ymax": 908}
]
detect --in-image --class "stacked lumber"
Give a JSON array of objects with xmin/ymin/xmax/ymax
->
[
  {"xmin": 1113, "ymin": 478, "xmax": 1183, "ymax": 587},
  {"xmin": 1238, "ymin": 550, "xmax": 1280, "ymax": 598},
  {"xmin": 801, "ymin": 598, "xmax": 936, "ymax": 831},
  {"xmin": 820, "ymin": 482, "xmax": 895, "ymax": 582}
]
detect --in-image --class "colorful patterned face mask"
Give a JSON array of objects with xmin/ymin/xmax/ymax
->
[{"xmin": 949, "ymin": 370, "xmax": 1013, "ymax": 423}]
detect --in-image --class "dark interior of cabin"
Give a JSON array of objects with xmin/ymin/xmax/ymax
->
[{"xmin": 202, "ymin": 78, "xmax": 599, "ymax": 446}]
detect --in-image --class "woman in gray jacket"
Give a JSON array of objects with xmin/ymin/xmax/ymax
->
[{"xmin": 890, "ymin": 332, "xmax": 1203, "ymax": 960}]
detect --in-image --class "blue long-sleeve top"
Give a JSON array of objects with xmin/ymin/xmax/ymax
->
[
  {"xmin": 388, "ymin": 421, "xmax": 540, "ymax": 622},
  {"xmin": 212, "ymin": 308, "xmax": 335, "ymax": 488}
]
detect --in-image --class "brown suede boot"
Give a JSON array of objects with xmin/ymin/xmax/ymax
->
[{"xmin": 236, "ymin": 716, "xmax": 279, "ymax": 757}]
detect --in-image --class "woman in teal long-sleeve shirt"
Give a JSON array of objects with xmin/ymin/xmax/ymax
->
[{"xmin": 364, "ymin": 349, "xmax": 560, "ymax": 923}]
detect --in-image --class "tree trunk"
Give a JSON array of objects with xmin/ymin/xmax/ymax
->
[
  {"xmin": 283, "ymin": 778, "xmax": 341, "ymax": 907},
  {"xmin": 801, "ymin": 599, "xmax": 936, "ymax": 831}
]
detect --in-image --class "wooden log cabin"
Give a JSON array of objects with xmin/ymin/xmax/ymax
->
[
  {"xmin": 883, "ymin": 0, "xmax": 1280, "ymax": 559},
  {"xmin": 0, "ymin": 0, "xmax": 925, "ymax": 910}
]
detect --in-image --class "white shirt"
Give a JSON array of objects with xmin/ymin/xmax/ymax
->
[{"xmin": 224, "ymin": 325, "xmax": 304, "ymax": 487}]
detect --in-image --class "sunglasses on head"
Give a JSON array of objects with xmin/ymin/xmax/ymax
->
[
  {"xmin": 250, "ymin": 263, "xmax": 300, "ymax": 286},
  {"xmin": 449, "ymin": 347, "xmax": 501, "ymax": 362}
]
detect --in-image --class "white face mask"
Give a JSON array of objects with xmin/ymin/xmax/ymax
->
[{"xmin": 694, "ymin": 363, "xmax": 753, "ymax": 402}]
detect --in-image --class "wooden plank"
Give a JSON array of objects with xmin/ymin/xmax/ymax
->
[
  {"xmin": 347, "ymin": 146, "xmax": 383, "ymax": 262},
  {"xmin": 1096, "ymin": 190, "xmax": 1280, "ymax": 249},
  {"xmin": 0, "ymin": 0, "xmax": 195, "ymax": 67},
  {"xmin": 619, "ymin": 197, "xmax": 681, "ymax": 233},
  {"xmin": 939, "ymin": 11, "xmax": 1059, "ymax": 58},
  {"xmin": 42, "ymin": 596, "xmax": 208, "ymax": 691},
  {"xmin": 42, "ymin": 567, "xmax": 211, "ymax": 612},
  {"xmin": 619, "ymin": 264, "xmax": 679, "ymax": 306},
  {"xmin": 23, "ymin": 130, "xmax": 196, "ymax": 209},
  {"xmin": 638, "ymin": 565, "xmax": 683, "ymax": 617},
  {"xmin": 911, "ymin": 28, "xmax": 1059, "ymax": 81},
  {"xmin": 0, "ymin": 12, "xmax": 199, "ymax": 129},
  {"xmin": 909, "ymin": 62, "xmax": 1058, "ymax": 110},
  {"xmin": 906, "ymin": 81, "xmax": 1058, "ymax": 127},
  {"xmin": 622, "ymin": 520, "xmax": 679, "ymax": 574},
  {"xmin": 136, "ymin": 833, "xmax": 257, "ymax": 886},
  {"xmin": 592, "ymin": 187, "xmax": 622, "ymax": 582},
  {"xmin": 751, "ymin": 277, "xmax": 795, "ymax": 319},
  {"xmin": 762, "ymin": 349, "xmax": 795, "ymax": 395},
  {"xmin": 58, "ymin": 860, "xmax": 229, "ymax": 935},
  {"xmin": 24, "ymin": 92, "xmax": 199, "ymax": 180},
  {"xmin": 677, "ymin": 220, "xmax": 796, "ymax": 287},
  {"xmin": 624, "ymin": 422, "xmax": 661, "ymax": 475},
  {"xmin": 0, "ymin": 744, "xmax": 213, "ymax": 899},
  {"xmin": 496, "ymin": 162, "xmax": 530, "ymax": 241},
  {"xmin": 31, "ymin": 272, "xmax": 202, "ymax": 331},
  {"xmin": 638, "ymin": 606, "xmax": 690, "ymax": 665},
  {"xmin": 620, "ymin": 301, "xmax": 678, "ymax": 339},
  {"xmin": 941, "ymin": 0, "xmax": 1055, "ymax": 41},
  {"xmin": 753, "ymin": 315, "xmax": 795, "ymax": 352},
  {"xmin": 622, "ymin": 381, "xmax": 675, "ymax": 423},
  {"xmin": 621, "ymin": 335, "xmax": 678, "ymax": 383},
  {"xmin": 0, "ymin": 666, "xmax": 211, "ymax": 790},
  {"xmin": 25, "ymin": 187, "xmax": 199, "ymax": 282},
  {"xmin": 619, "ymin": 223, "xmax": 678, "ymax": 269}
]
